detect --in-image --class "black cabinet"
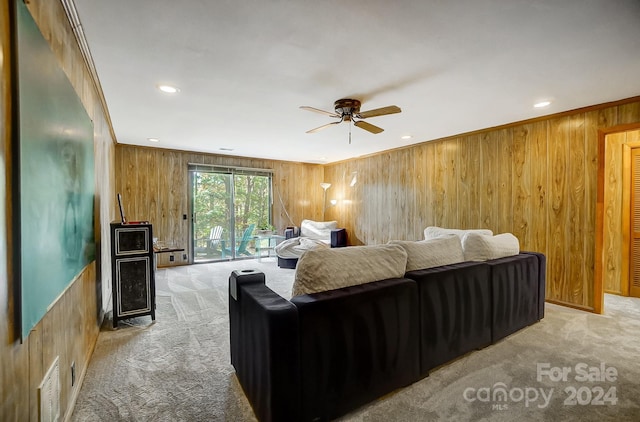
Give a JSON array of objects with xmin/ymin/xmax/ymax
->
[{"xmin": 110, "ymin": 222, "xmax": 155, "ymax": 327}]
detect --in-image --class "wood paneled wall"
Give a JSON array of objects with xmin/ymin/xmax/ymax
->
[
  {"xmin": 2, "ymin": 0, "xmax": 116, "ymax": 420},
  {"xmin": 324, "ymin": 99, "xmax": 640, "ymax": 310},
  {"xmin": 115, "ymin": 145, "xmax": 324, "ymax": 266},
  {"xmin": 603, "ymin": 129, "xmax": 640, "ymax": 295}
]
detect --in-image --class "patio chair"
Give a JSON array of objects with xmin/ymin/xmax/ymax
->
[
  {"xmin": 208, "ymin": 225, "xmax": 224, "ymax": 251},
  {"xmin": 195, "ymin": 225, "xmax": 224, "ymax": 257},
  {"xmin": 222, "ymin": 224, "xmax": 256, "ymax": 258}
]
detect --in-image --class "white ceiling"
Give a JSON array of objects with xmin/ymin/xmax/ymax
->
[{"xmin": 73, "ymin": 0, "xmax": 640, "ymax": 164}]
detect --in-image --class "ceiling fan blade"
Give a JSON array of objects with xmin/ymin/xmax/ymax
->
[
  {"xmin": 354, "ymin": 120, "xmax": 384, "ymax": 134},
  {"xmin": 306, "ymin": 121, "xmax": 341, "ymax": 133},
  {"xmin": 300, "ymin": 106, "xmax": 340, "ymax": 118},
  {"xmin": 356, "ymin": 105, "xmax": 401, "ymax": 119}
]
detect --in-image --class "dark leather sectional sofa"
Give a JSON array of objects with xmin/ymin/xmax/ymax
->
[{"xmin": 228, "ymin": 251, "xmax": 546, "ymax": 422}]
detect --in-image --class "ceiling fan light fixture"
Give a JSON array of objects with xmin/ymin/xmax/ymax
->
[{"xmin": 300, "ymin": 98, "xmax": 401, "ymax": 142}]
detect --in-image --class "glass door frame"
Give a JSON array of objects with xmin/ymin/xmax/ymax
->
[{"xmin": 188, "ymin": 164, "xmax": 273, "ymax": 264}]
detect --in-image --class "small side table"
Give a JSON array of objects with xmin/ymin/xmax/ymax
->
[
  {"xmin": 254, "ymin": 235, "xmax": 285, "ymax": 262},
  {"xmin": 153, "ymin": 246, "xmax": 185, "ymax": 270}
]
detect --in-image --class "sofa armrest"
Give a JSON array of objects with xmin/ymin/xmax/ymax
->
[
  {"xmin": 330, "ymin": 228, "xmax": 347, "ymax": 247},
  {"xmin": 229, "ymin": 270, "xmax": 300, "ymax": 422},
  {"xmin": 487, "ymin": 253, "xmax": 540, "ymax": 342},
  {"xmin": 520, "ymin": 251, "xmax": 546, "ymax": 320}
]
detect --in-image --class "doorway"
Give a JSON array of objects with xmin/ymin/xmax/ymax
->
[
  {"xmin": 188, "ymin": 165, "xmax": 272, "ymax": 263},
  {"xmin": 628, "ymin": 147, "xmax": 640, "ymax": 297},
  {"xmin": 597, "ymin": 126, "xmax": 640, "ymax": 312}
]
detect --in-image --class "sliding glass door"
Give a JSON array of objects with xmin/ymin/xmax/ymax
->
[{"xmin": 189, "ymin": 165, "xmax": 272, "ymax": 262}]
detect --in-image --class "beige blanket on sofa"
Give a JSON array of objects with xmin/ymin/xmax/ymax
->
[{"xmin": 292, "ymin": 244, "xmax": 408, "ymax": 296}]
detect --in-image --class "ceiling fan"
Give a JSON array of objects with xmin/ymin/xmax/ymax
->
[{"xmin": 300, "ymin": 98, "xmax": 401, "ymax": 143}]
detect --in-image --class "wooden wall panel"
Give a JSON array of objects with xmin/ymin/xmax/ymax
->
[
  {"xmin": 568, "ymin": 115, "xmax": 586, "ymax": 303},
  {"xmin": 459, "ymin": 135, "xmax": 482, "ymax": 229},
  {"xmin": 512, "ymin": 126, "xmax": 531, "ymax": 245},
  {"xmin": 369, "ymin": 154, "xmax": 383, "ymax": 243},
  {"xmin": 412, "ymin": 145, "xmax": 426, "ymax": 237},
  {"xmin": 497, "ymin": 129, "xmax": 513, "ymax": 233},
  {"xmin": 480, "ymin": 133, "xmax": 499, "ymax": 230},
  {"xmin": 457, "ymin": 140, "xmax": 472, "ymax": 229},
  {"xmin": 442, "ymin": 140, "xmax": 459, "ymax": 229},
  {"xmin": 583, "ymin": 111, "xmax": 601, "ymax": 306},
  {"xmin": 364, "ymin": 155, "xmax": 378, "ymax": 243},
  {"xmin": 547, "ymin": 117, "xmax": 569, "ymax": 302},
  {"xmin": 115, "ymin": 144, "xmax": 324, "ymax": 266},
  {"xmin": 407, "ymin": 147, "xmax": 420, "ymax": 239},
  {"xmin": 529, "ymin": 121, "xmax": 548, "ymax": 255},
  {"xmin": 618, "ymin": 103, "xmax": 640, "ymax": 125},
  {"xmin": 423, "ymin": 144, "xmax": 437, "ymax": 232},
  {"xmin": 432, "ymin": 142, "xmax": 448, "ymax": 227},
  {"xmin": 3, "ymin": 0, "xmax": 115, "ymax": 419},
  {"xmin": 324, "ymin": 98, "xmax": 640, "ymax": 310},
  {"xmin": 393, "ymin": 149, "xmax": 410, "ymax": 239}
]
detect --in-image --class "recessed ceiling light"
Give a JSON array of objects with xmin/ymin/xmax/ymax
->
[
  {"xmin": 147, "ymin": 138, "xmax": 159, "ymax": 142},
  {"xmin": 157, "ymin": 85, "xmax": 179, "ymax": 93},
  {"xmin": 219, "ymin": 147, "xmax": 234, "ymax": 151},
  {"xmin": 534, "ymin": 101, "xmax": 551, "ymax": 108},
  {"xmin": 401, "ymin": 135, "xmax": 413, "ymax": 140}
]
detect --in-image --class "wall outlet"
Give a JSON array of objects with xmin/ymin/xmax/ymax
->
[
  {"xmin": 71, "ymin": 361, "xmax": 76, "ymax": 386},
  {"xmin": 182, "ymin": 253, "xmax": 187, "ymax": 260},
  {"xmin": 169, "ymin": 255, "xmax": 175, "ymax": 262}
]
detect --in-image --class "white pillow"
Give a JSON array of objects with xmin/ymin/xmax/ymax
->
[
  {"xmin": 424, "ymin": 226, "xmax": 493, "ymax": 240},
  {"xmin": 389, "ymin": 235, "xmax": 464, "ymax": 271},
  {"xmin": 461, "ymin": 232, "xmax": 520, "ymax": 261},
  {"xmin": 292, "ymin": 244, "xmax": 407, "ymax": 296},
  {"xmin": 300, "ymin": 219, "xmax": 338, "ymax": 241}
]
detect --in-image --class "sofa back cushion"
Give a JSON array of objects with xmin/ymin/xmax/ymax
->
[
  {"xmin": 424, "ymin": 226, "xmax": 493, "ymax": 240},
  {"xmin": 300, "ymin": 219, "xmax": 338, "ymax": 241},
  {"xmin": 292, "ymin": 244, "xmax": 408, "ymax": 296},
  {"xmin": 461, "ymin": 232, "xmax": 520, "ymax": 261},
  {"xmin": 389, "ymin": 235, "xmax": 464, "ymax": 271}
]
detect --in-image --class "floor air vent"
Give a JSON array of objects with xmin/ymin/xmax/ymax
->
[{"xmin": 38, "ymin": 356, "xmax": 60, "ymax": 422}]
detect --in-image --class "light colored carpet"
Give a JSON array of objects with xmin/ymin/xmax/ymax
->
[{"xmin": 71, "ymin": 258, "xmax": 640, "ymax": 421}]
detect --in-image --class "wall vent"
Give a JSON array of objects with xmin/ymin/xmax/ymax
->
[{"xmin": 38, "ymin": 356, "xmax": 60, "ymax": 422}]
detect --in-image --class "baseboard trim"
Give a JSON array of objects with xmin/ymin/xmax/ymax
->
[{"xmin": 546, "ymin": 299, "xmax": 595, "ymax": 313}]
